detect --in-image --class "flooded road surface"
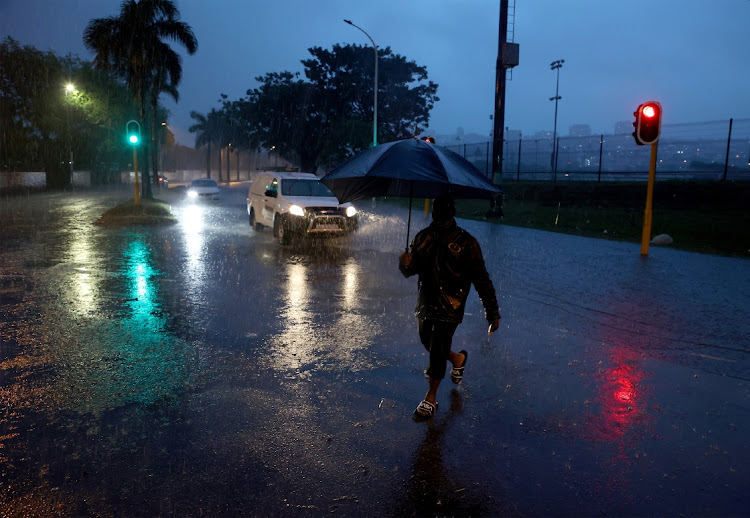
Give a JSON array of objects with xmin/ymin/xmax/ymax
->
[{"xmin": 1, "ymin": 185, "xmax": 748, "ymax": 516}]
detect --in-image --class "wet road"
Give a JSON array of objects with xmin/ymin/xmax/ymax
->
[{"xmin": 1, "ymin": 184, "xmax": 749, "ymax": 517}]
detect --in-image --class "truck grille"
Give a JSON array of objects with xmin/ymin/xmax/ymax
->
[
  {"xmin": 307, "ymin": 206, "xmax": 345, "ymax": 217},
  {"xmin": 309, "ymin": 215, "xmax": 346, "ymax": 232}
]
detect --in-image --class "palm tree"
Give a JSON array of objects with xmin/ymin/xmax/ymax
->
[
  {"xmin": 188, "ymin": 109, "xmax": 224, "ymax": 179},
  {"xmin": 83, "ymin": 0, "xmax": 197, "ymax": 198},
  {"xmin": 150, "ymin": 61, "xmax": 179, "ymax": 185}
]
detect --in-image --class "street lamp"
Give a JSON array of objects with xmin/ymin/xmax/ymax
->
[
  {"xmin": 159, "ymin": 122, "xmax": 168, "ymax": 183},
  {"xmin": 64, "ymin": 83, "xmax": 75, "ymax": 177},
  {"xmin": 549, "ymin": 59, "xmax": 564, "ymax": 181},
  {"xmin": 344, "ymin": 19, "xmax": 378, "ymax": 147}
]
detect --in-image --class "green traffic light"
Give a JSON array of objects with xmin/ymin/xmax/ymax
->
[{"xmin": 125, "ymin": 119, "xmax": 141, "ymax": 146}]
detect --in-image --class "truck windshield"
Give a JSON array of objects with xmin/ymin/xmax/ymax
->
[{"xmin": 281, "ymin": 179, "xmax": 336, "ymax": 197}]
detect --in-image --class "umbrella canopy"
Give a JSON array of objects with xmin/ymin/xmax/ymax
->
[
  {"xmin": 320, "ymin": 138, "xmax": 501, "ymax": 203},
  {"xmin": 320, "ymin": 138, "xmax": 502, "ymax": 251}
]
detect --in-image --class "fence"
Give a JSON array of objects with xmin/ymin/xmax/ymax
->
[{"xmin": 444, "ymin": 118, "xmax": 750, "ymax": 182}]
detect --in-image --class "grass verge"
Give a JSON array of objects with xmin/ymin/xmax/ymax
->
[
  {"xmin": 95, "ymin": 198, "xmax": 177, "ymax": 227},
  {"xmin": 379, "ymin": 180, "xmax": 750, "ymax": 258}
]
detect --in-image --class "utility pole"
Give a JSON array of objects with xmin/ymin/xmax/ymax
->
[{"xmin": 489, "ymin": 0, "xmax": 519, "ymax": 217}]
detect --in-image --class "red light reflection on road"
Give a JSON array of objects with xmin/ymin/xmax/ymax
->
[{"xmin": 590, "ymin": 347, "xmax": 649, "ymax": 443}]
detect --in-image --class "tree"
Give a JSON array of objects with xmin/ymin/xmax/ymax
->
[
  {"xmin": 234, "ymin": 44, "xmax": 439, "ymax": 172},
  {"xmin": 149, "ymin": 60, "xmax": 179, "ymax": 185},
  {"xmin": 62, "ymin": 59, "xmax": 143, "ymax": 183},
  {"xmin": 0, "ymin": 37, "xmax": 65, "ymax": 180},
  {"xmin": 0, "ymin": 37, "xmax": 138, "ymax": 187},
  {"xmin": 303, "ymin": 44, "xmax": 439, "ymax": 146},
  {"xmin": 83, "ymin": 0, "xmax": 197, "ymax": 198},
  {"xmin": 217, "ymin": 95, "xmax": 253, "ymax": 182},
  {"xmin": 188, "ymin": 108, "xmax": 225, "ymax": 179}
]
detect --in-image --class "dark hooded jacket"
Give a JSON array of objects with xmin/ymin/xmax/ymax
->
[{"xmin": 399, "ymin": 219, "xmax": 500, "ymax": 324}]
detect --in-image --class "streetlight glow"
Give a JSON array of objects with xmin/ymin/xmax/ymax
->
[{"xmin": 66, "ymin": 83, "xmax": 75, "ymax": 93}]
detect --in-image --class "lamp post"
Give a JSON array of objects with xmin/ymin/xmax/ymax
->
[
  {"xmin": 549, "ymin": 59, "xmax": 564, "ymax": 181},
  {"xmin": 65, "ymin": 83, "xmax": 75, "ymax": 178},
  {"xmin": 160, "ymin": 122, "xmax": 167, "ymax": 185},
  {"xmin": 344, "ymin": 19, "xmax": 378, "ymax": 147}
]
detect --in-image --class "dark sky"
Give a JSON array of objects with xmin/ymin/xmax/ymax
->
[{"xmin": 2, "ymin": 0, "xmax": 749, "ymax": 145}]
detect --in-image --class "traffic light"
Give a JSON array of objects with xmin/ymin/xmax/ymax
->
[
  {"xmin": 126, "ymin": 120, "xmax": 141, "ymax": 145},
  {"xmin": 632, "ymin": 101, "xmax": 662, "ymax": 146}
]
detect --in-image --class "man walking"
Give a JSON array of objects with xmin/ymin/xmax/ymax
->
[{"xmin": 399, "ymin": 194, "xmax": 501, "ymax": 421}]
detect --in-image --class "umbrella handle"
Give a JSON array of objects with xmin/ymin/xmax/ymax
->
[{"xmin": 405, "ymin": 181, "xmax": 413, "ymax": 253}]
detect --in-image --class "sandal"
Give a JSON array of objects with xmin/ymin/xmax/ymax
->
[
  {"xmin": 450, "ymin": 350, "xmax": 468, "ymax": 384},
  {"xmin": 413, "ymin": 400, "xmax": 438, "ymax": 421}
]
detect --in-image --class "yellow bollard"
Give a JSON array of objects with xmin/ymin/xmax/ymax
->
[
  {"xmin": 640, "ymin": 142, "xmax": 658, "ymax": 256},
  {"xmin": 133, "ymin": 148, "xmax": 140, "ymax": 205}
]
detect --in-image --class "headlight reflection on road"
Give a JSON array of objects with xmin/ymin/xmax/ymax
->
[
  {"xmin": 271, "ymin": 256, "xmax": 381, "ymax": 374},
  {"xmin": 181, "ymin": 203, "xmax": 205, "ymax": 268},
  {"xmin": 341, "ymin": 260, "xmax": 359, "ymax": 311},
  {"xmin": 274, "ymin": 262, "xmax": 317, "ymax": 370},
  {"xmin": 328, "ymin": 258, "xmax": 381, "ymax": 371},
  {"xmin": 75, "ymin": 269, "xmax": 94, "ymax": 309}
]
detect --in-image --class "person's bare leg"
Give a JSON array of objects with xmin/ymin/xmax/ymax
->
[
  {"xmin": 448, "ymin": 350, "xmax": 466, "ymax": 368},
  {"xmin": 423, "ymin": 352, "xmax": 465, "ymax": 404},
  {"xmin": 424, "ymin": 377, "xmax": 441, "ymax": 405}
]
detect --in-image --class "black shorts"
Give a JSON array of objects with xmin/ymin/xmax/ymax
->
[{"xmin": 418, "ymin": 318, "xmax": 459, "ymax": 380}]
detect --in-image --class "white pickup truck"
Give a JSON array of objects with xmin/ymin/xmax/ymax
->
[{"xmin": 246, "ymin": 172, "xmax": 358, "ymax": 245}]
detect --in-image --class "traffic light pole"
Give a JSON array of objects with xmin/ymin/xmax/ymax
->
[
  {"xmin": 640, "ymin": 142, "xmax": 658, "ymax": 256},
  {"xmin": 133, "ymin": 148, "xmax": 140, "ymax": 206},
  {"xmin": 126, "ymin": 120, "xmax": 141, "ymax": 205}
]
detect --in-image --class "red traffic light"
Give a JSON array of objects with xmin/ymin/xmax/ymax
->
[
  {"xmin": 642, "ymin": 105, "xmax": 657, "ymax": 118},
  {"xmin": 632, "ymin": 101, "xmax": 662, "ymax": 146}
]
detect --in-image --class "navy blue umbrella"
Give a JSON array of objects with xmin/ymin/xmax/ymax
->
[{"xmin": 321, "ymin": 138, "xmax": 501, "ymax": 250}]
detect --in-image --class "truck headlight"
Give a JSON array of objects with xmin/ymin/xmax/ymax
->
[
  {"xmin": 289, "ymin": 205, "xmax": 305, "ymax": 217},
  {"xmin": 346, "ymin": 206, "xmax": 357, "ymax": 218},
  {"xmin": 187, "ymin": 190, "xmax": 197, "ymax": 198}
]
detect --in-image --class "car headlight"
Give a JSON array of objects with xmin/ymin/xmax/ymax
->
[
  {"xmin": 187, "ymin": 190, "xmax": 197, "ymax": 198},
  {"xmin": 346, "ymin": 206, "xmax": 357, "ymax": 218},
  {"xmin": 289, "ymin": 205, "xmax": 305, "ymax": 217}
]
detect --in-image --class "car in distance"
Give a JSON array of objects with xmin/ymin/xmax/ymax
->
[
  {"xmin": 187, "ymin": 178, "xmax": 220, "ymax": 201},
  {"xmin": 158, "ymin": 174, "xmax": 169, "ymax": 188},
  {"xmin": 247, "ymin": 172, "xmax": 358, "ymax": 245}
]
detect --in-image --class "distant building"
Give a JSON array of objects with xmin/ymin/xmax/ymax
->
[
  {"xmin": 614, "ymin": 121, "xmax": 632, "ymax": 134},
  {"xmin": 506, "ymin": 129, "xmax": 522, "ymax": 140},
  {"xmin": 432, "ymin": 131, "xmax": 490, "ymax": 145},
  {"xmin": 532, "ymin": 130, "xmax": 553, "ymax": 140},
  {"xmin": 569, "ymin": 124, "xmax": 592, "ymax": 137}
]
